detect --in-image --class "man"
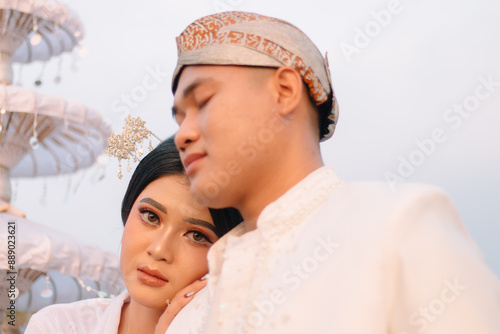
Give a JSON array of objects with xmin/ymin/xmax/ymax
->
[{"xmin": 168, "ymin": 11, "xmax": 500, "ymax": 334}]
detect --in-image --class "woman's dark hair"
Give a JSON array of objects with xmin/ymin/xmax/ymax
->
[{"xmin": 121, "ymin": 136, "xmax": 242, "ymax": 237}]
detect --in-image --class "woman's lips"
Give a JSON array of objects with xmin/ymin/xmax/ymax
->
[{"xmin": 137, "ymin": 267, "xmax": 168, "ymax": 288}]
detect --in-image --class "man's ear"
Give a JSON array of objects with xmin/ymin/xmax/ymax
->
[{"xmin": 274, "ymin": 67, "xmax": 303, "ymax": 116}]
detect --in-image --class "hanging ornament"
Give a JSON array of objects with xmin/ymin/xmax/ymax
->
[
  {"xmin": 97, "ymin": 291, "xmax": 109, "ymax": 298},
  {"xmin": 30, "ymin": 29, "xmax": 42, "ymax": 46},
  {"xmin": 54, "ymin": 57, "xmax": 63, "ymax": 84},
  {"xmin": 11, "ymin": 179, "xmax": 18, "ymax": 204},
  {"xmin": 34, "ymin": 63, "xmax": 46, "ymax": 87},
  {"xmin": 117, "ymin": 160, "xmax": 123, "ymax": 179},
  {"xmin": 64, "ymin": 176, "xmax": 72, "ymax": 202},
  {"xmin": 93, "ymin": 154, "xmax": 108, "ymax": 182},
  {"xmin": 29, "ymin": 135, "xmax": 39, "ymax": 149},
  {"xmin": 97, "ymin": 153, "xmax": 109, "ymax": 166},
  {"xmin": 75, "ymin": 278, "xmax": 108, "ymax": 299},
  {"xmin": 9, "ymin": 287, "xmax": 19, "ymax": 300},
  {"xmin": 30, "ymin": 17, "xmax": 42, "ymax": 46},
  {"xmin": 30, "ymin": 32, "xmax": 42, "ymax": 46},
  {"xmin": 72, "ymin": 169, "xmax": 87, "ymax": 195},
  {"xmin": 40, "ymin": 179, "xmax": 48, "ymax": 205},
  {"xmin": 77, "ymin": 45, "xmax": 89, "ymax": 58},
  {"xmin": 106, "ymin": 116, "xmax": 162, "ymax": 179},
  {"xmin": 40, "ymin": 274, "xmax": 53, "ymax": 298},
  {"xmin": 30, "ymin": 106, "xmax": 39, "ymax": 149},
  {"xmin": 16, "ymin": 64, "xmax": 24, "ymax": 86},
  {"xmin": 0, "ymin": 107, "xmax": 5, "ymax": 133}
]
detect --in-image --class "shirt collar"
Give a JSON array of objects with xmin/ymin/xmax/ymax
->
[
  {"xmin": 206, "ymin": 166, "xmax": 341, "ymax": 291},
  {"xmin": 256, "ymin": 166, "xmax": 341, "ymax": 236}
]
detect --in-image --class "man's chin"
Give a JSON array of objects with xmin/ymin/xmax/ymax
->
[
  {"xmin": 192, "ymin": 190, "xmax": 221, "ymax": 208},
  {"xmin": 189, "ymin": 181, "xmax": 231, "ymax": 209}
]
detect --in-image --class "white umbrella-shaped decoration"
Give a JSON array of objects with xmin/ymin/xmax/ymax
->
[
  {"xmin": 0, "ymin": 84, "xmax": 111, "ymax": 201},
  {"xmin": 0, "ymin": 213, "xmax": 125, "ymax": 313},
  {"xmin": 0, "ymin": 0, "xmax": 84, "ymax": 79},
  {"xmin": 0, "ymin": 0, "xmax": 121, "ymax": 325},
  {"xmin": 16, "ymin": 270, "xmax": 118, "ymax": 312},
  {"xmin": 0, "ymin": 0, "xmax": 103, "ymax": 201}
]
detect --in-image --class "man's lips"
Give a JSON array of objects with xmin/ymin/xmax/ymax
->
[
  {"xmin": 137, "ymin": 266, "xmax": 168, "ymax": 287},
  {"xmin": 183, "ymin": 152, "xmax": 206, "ymax": 175}
]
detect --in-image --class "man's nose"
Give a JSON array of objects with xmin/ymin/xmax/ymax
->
[{"xmin": 174, "ymin": 112, "xmax": 200, "ymax": 153}]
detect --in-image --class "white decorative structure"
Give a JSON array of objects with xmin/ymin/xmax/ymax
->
[
  {"xmin": 0, "ymin": 0, "xmax": 122, "ymax": 326},
  {"xmin": 0, "ymin": 0, "xmax": 85, "ymax": 82},
  {"xmin": 0, "ymin": 214, "xmax": 125, "ymax": 312},
  {"xmin": 0, "ymin": 0, "xmax": 109, "ymax": 201},
  {"xmin": 0, "ymin": 85, "xmax": 111, "ymax": 200}
]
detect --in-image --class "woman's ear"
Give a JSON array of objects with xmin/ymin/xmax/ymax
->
[{"xmin": 274, "ymin": 67, "xmax": 303, "ymax": 116}]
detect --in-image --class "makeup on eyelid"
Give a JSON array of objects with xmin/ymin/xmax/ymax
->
[{"xmin": 136, "ymin": 202, "xmax": 215, "ymax": 246}]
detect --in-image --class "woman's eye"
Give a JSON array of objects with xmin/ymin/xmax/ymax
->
[
  {"xmin": 186, "ymin": 231, "xmax": 213, "ymax": 246},
  {"xmin": 139, "ymin": 210, "xmax": 159, "ymax": 225}
]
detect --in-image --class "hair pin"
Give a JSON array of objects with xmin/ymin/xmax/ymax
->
[{"xmin": 106, "ymin": 115, "xmax": 162, "ymax": 179}]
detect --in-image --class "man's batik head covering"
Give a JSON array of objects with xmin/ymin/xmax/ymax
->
[{"xmin": 172, "ymin": 11, "xmax": 338, "ymax": 141}]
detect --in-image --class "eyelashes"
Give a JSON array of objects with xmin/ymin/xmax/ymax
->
[
  {"xmin": 139, "ymin": 208, "xmax": 159, "ymax": 226},
  {"xmin": 185, "ymin": 230, "xmax": 213, "ymax": 246},
  {"xmin": 198, "ymin": 96, "xmax": 212, "ymax": 109},
  {"xmin": 195, "ymin": 89, "xmax": 215, "ymax": 110},
  {"xmin": 136, "ymin": 205, "xmax": 215, "ymax": 247}
]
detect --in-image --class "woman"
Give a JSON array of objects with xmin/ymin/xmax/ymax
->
[{"xmin": 25, "ymin": 137, "xmax": 242, "ymax": 333}]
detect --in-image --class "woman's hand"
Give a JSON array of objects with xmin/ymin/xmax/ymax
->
[{"xmin": 153, "ymin": 275, "xmax": 208, "ymax": 334}]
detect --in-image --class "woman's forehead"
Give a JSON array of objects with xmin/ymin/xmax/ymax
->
[{"xmin": 139, "ymin": 175, "xmax": 213, "ymax": 221}]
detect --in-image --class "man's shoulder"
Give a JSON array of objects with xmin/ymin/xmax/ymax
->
[
  {"xmin": 331, "ymin": 178, "xmax": 450, "ymax": 207},
  {"xmin": 312, "ymin": 178, "xmax": 458, "ymax": 233}
]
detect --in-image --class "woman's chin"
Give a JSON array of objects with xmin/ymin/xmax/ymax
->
[{"xmin": 128, "ymin": 287, "xmax": 172, "ymax": 310}]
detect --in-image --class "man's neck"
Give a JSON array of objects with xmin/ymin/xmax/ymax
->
[{"xmin": 240, "ymin": 162, "xmax": 324, "ymax": 232}]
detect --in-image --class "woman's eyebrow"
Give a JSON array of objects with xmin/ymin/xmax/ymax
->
[
  {"xmin": 184, "ymin": 217, "xmax": 217, "ymax": 235},
  {"xmin": 139, "ymin": 198, "xmax": 167, "ymax": 214}
]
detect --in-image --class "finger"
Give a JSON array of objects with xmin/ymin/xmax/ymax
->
[
  {"xmin": 154, "ymin": 293, "xmax": 196, "ymax": 333},
  {"xmin": 154, "ymin": 279, "xmax": 208, "ymax": 334},
  {"xmin": 179, "ymin": 278, "xmax": 208, "ymax": 297}
]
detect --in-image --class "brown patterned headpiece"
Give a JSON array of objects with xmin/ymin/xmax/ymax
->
[{"xmin": 172, "ymin": 11, "xmax": 338, "ymax": 141}]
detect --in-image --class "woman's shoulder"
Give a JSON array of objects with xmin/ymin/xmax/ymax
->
[
  {"xmin": 34, "ymin": 294, "xmax": 116, "ymax": 318},
  {"xmin": 25, "ymin": 290, "xmax": 128, "ymax": 334}
]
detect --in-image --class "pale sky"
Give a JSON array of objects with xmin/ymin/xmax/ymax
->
[{"xmin": 11, "ymin": 0, "xmax": 500, "ymax": 277}]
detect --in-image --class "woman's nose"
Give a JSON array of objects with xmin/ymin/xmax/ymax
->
[{"xmin": 146, "ymin": 230, "xmax": 175, "ymax": 263}]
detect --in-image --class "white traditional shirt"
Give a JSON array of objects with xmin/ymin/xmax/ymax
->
[
  {"xmin": 167, "ymin": 166, "xmax": 500, "ymax": 334},
  {"xmin": 24, "ymin": 290, "xmax": 128, "ymax": 334}
]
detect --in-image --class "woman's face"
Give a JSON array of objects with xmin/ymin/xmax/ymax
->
[{"xmin": 120, "ymin": 174, "xmax": 217, "ymax": 310}]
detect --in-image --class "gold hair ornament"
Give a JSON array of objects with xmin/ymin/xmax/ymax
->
[{"xmin": 106, "ymin": 115, "xmax": 161, "ymax": 179}]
